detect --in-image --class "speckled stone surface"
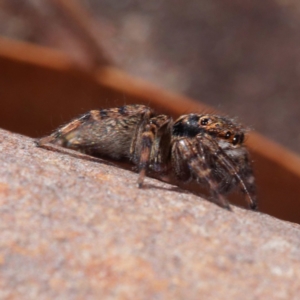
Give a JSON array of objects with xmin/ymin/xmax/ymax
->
[{"xmin": 0, "ymin": 128, "xmax": 300, "ymax": 299}]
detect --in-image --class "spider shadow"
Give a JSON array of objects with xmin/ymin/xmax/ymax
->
[
  {"xmin": 141, "ymin": 178, "xmax": 211, "ymax": 201},
  {"xmin": 35, "ymin": 142, "xmax": 118, "ymax": 167},
  {"xmin": 141, "ymin": 182, "xmax": 191, "ymax": 195},
  {"xmin": 37, "ymin": 141, "xmax": 198, "ymax": 195},
  {"xmin": 36, "ymin": 141, "xmax": 246, "ymax": 210},
  {"xmin": 142, "ymin": 180, "xmax": 247, "ymax": 211}
]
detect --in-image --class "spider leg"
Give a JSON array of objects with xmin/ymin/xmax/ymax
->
[
  {"xmin": 137, "ymin": 123, "xmax": 156, "ymax": 188},
  {"xmin": 198, "ymin": 134, "xmax": 257, "ymax": 210},
  {"xmin": 134, "ymin": 114, "xmax": 172, "ymax": 188},
  {"xmin": 174, "ymin": 138, "xmax": 231, "ymax": 210}
]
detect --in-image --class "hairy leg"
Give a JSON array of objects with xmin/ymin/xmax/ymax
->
[{"xmin": 173, "ymin": 138, "xmax": 231, "ymax": 210}]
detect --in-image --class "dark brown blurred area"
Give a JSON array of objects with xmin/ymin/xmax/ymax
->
[{"xmin": 1, "ymin": 0, "xmax": 300, "ymax": 153}]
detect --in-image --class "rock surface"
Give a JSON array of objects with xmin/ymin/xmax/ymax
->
[{"xmin": 0, "ymin": 128, "xmax": 300, "ymax": 299}]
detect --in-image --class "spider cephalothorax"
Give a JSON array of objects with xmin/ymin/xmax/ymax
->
[{"xmin": 37, "ymin": 104, "xmax": 257, "ymax": 210}]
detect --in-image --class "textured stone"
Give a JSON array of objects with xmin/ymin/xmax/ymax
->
[{"xmin": 0, "ymin": 129, "xmax": 300, "ymax": 299}]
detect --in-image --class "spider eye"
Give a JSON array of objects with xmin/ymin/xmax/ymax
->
[
  {"xmin": 225, "ymin": 131, "xmax": 231, "ymax": 139},
  {"xmin": 232, "ymin": 134, "xmax": 240, "ymax": 145},
  {"xmin": 200, "ymin": 118, "xmax": 209, "ymax": 126}
]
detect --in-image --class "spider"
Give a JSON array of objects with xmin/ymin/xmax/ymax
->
[{"xmin": 37, "ymin": 104, "xmax": 257, "ymax": 210}]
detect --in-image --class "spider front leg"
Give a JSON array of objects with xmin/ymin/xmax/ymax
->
[
  {"xmin": 198, "ymin": 134, "xmax": 257, "ymax": 210},
  {"xmin": 172, "ymin": 138, "xmax": 231, "ymax": 210}
]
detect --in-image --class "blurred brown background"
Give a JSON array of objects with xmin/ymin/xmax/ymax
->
[
  {"xmin": 1, "ymin": 0, "xmax": 300, "ymax": 153},
  {"xmin": 0, "ymin": 0, "xmax": 300, "ymax": 224}
]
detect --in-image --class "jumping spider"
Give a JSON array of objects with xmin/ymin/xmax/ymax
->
[{"xmin": 37, "ymin": 104, "xmax": 257, "ymax": 210}]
